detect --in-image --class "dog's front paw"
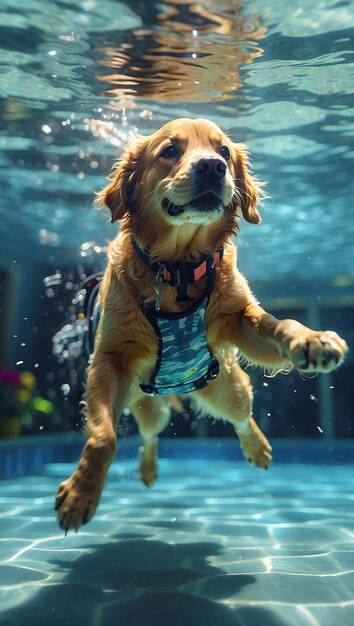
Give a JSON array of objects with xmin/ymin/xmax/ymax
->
[
  {"xmin": 289, "ymin": 331, "xmax": 348, "ymax": 372},
  {"xmin": 55, "ymin": 468, "xmax": 104, "ymax": 532}
]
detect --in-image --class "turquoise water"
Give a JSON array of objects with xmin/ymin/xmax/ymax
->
[
  {"xmin": 1, "ymin": 1, "xmax": 354, "ymax": 624},
  {"xmin": 0, "ymin": 452, "xmax": 353, "ymax": 625}
]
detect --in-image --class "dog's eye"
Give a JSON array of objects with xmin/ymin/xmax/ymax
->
[
  {"xmin": 219, "ymin": 145, "xmax": 231, "ymax": 160},
  {"xmin": 160, "ymin": 144, "xmax": 180, "ymax": 160}
]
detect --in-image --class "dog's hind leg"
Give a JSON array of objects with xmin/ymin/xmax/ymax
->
[
  {"xmin": 130, "ymin": 395, "xmax": 171, "ymax": 486},
  {"xmin": 191, "ymin": 363, "xmax": 272, "ymax": 470}
]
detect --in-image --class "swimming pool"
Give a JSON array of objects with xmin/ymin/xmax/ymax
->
[
  {"xmin": 0, "ymin": 437, "xmax": 353, "ymax": 626},
  {"xmin": 0, "ymin": 0, "xmax": 353, "ymax": 624}
]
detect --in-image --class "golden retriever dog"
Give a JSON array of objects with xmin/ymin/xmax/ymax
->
[{"xmin": 55, "ymin": 117, "xmax": 348, "ymax": 532}]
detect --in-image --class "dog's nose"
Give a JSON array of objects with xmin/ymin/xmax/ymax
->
[{"xmin": 193, "ymin": 156, "xmax": 227, "ymax": 179}]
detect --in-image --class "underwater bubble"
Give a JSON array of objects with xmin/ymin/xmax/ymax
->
[
  {"xmin": 80, "ymin": 240, "xmax": 106, "ymax": 258},
  {"xmin": 81, "ymin": 240, "xmax": 95, "ymax": 252},
  {"xmin": 43, "ymin": 272, "xmax": 62, "ymax": 287},
  {"xmin": 139, "ymin": 110, "xmax": 153, "ymax": 120},
  {"xmin": 39, "ymin": 229, "xmax": 60, "ymax": 246},
  {"xmin": 60, "ymin": 383, "xmax": 70, "ymax": 396},
  {"xmin": 52, "ymin": 318, "xmax": 88, "ymax": 361},
  {"xmin": 72, "ymin": 289, "xmax": 85, "ymax": 306}
]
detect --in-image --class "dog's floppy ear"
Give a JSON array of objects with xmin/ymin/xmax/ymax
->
[
  {"xmin": 231, "ymin": 143, "xmax": 262, "ymax": 224},
  {"xmin": 95, "ymin": 137, "xmax": 148, "ymax": 223}
]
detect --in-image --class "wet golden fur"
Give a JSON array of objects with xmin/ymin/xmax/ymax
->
[{"xmin": 55, "ymin": 118, "xmax": 348, "ymax": 531}]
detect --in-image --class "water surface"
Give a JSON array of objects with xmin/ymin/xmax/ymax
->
[{"xmin": 0, "ymin": 0, "xmax": 353, "ymax": 291}]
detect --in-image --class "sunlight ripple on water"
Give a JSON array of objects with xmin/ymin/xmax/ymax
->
[{"xmin": 0, "ymin": 458, "xmax": 354, "ymax": 625}]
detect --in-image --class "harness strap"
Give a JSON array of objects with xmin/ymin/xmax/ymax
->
[{"xmin": 131, "ymin": 236, "xmax": 224, "ymax": 303}]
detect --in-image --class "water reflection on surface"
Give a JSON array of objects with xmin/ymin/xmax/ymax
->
[
  {"xmin": 0, "ymin": 0, "xmax": 353, "ymax": 286},
  {"xmin": 95, "ymin": 0, "xmax": 265, "ymax": 108}
]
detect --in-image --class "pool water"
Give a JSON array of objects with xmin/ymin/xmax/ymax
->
[
  {"xmin": 1, "ymin": 452, "xmax": 353, "ymax": 626},
  {"xmin": 1, "ymin": 0, "xmax": 353, "ymax": 623}
]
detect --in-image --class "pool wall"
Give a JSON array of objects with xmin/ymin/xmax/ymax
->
[{"xmin": 1, "ymin": 434, "xmax": 354, "ymax": 477}]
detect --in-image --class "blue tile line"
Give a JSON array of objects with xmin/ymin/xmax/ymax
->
[{"xmin": 0, "ymin": 435, "xmax": 354, "ymax": 478}]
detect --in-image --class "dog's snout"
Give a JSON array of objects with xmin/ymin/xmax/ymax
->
[{"xmin": 193, "ymin": 156, "xmax": 227, "ymax": 180}]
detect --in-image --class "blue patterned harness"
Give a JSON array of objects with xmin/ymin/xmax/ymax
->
[
  {"xmin": 140, "ymin": 272, "xmax": 219, "ymax": 395},
  {"xmin": 83, "ymin": 241, "xmax": 223, "ymax": 396}
]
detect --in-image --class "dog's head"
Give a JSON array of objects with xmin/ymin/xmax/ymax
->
[{"xmin": 97, "ymin": 118, "xmax": 262, "ymax": 229}]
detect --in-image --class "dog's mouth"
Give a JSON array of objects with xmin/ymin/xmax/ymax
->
[{"xmin": 162, "ymin": 191, "xmax": 223, "ymax": 217}]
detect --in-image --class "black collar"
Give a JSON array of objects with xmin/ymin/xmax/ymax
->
[{"xmin": 131, "ymin": 236, "xmax": 224, "ymax": 306}]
